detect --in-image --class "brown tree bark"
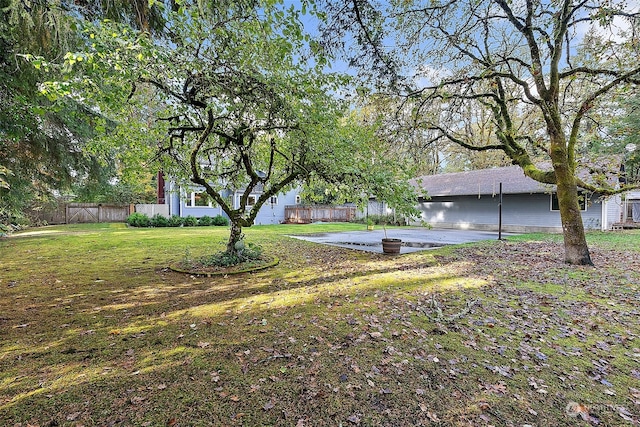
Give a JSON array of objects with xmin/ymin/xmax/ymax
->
[{"xmin": 226, "ymin": 219, "xmax": 243, "ymax": 255}]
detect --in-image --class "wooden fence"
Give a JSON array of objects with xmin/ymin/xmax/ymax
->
[
  {"xmin": 34, "ymin": 203, "xmax": 132, "ymax": 224},
  {"xmin": 67, "ymin": 203, "xmax": 131, "ymax": 223},
  {"xmin": 284, "ymin": 205, "xmax": 356, "ymax": 224}
]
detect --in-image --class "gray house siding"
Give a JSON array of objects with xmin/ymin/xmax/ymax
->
[
  {"xmin": 410, "ymin": 166, "xmax": 621, "ymax": 232},
  {"xmin": 603, "ymin": 193, "xmax": 622, "ymax": 228},
  {"xmin": 249, "ymin": 189, "xmax": 299, "ymax": 225},
  {"xmin": 416, "ymin": 193, "xmax": 603, "ymax": 232}
]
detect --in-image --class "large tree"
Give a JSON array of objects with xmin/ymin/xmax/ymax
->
[
  {"xmin": 0, "ymin": 0, "xmax": 172, "ymax": 225},
  {"xmin": 321, "ymin": 0, "xmax": 640, "ymax": 265},
  {"xmin": 47, "ymin": 1, "xmax": 416, "ymax": 254}
]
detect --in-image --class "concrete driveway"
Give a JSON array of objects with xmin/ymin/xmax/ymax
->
[{"xmin": 290, "ymin": 228, "xmax": 511, "ymax": 254}]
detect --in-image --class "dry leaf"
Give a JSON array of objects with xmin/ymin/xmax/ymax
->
[
  {"xmin": 263, "ymin": 400, "xmax": 275, "ymax": 410},
  {"xmin": 347, "ymin": 414, "xmax": 361, "ymax": 424},
  {"xmin": 426, "ymin": 412, "xmax": 440, "ymax": 422}
]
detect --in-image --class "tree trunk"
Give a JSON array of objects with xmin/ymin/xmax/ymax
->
[
  {"xmin": 553, "ymin": 163, "xmax": 593, "ymax": 266},
  {"xmin": 226, "ymin": 220, "xmax": 243, "ymax": 255}
]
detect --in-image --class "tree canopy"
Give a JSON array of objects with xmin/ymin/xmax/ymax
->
[
  {"xmin": 320, "ymin": 0, "xmax": 640, "ymax": 265},
  {"xmin": 0, "ymin": 0, "xmax": 170, "ymax": 226},
  {"xmin": 43, "ymin": 0, "xmax": 417, "ymax": 253}
]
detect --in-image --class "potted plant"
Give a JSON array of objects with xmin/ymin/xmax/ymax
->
[
  {"xmin": 381, "ymin": 221, "xmax": 401, "ymax": 254},
  {"xmin": 366, "ymin": 218, "xmax": 374, "ymax": 231}
]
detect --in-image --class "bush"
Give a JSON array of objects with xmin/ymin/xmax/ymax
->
[
  {"xmin": 201, "ymin": 241, "xmax": 263, "ymax": 267},
  {"xmin": 183, "ymin": 215, "xmax": 198, "ymax": 227},
  {"xmin": 212, "ymin": 214, "xmax": 229, "ymax": 226},
  {"xmin": 126, "ymin": 212, "xmax": 151, "ymax": 227},
  {"xmin": 198, "ymin": 215, "xmax": 213, "ymax": 226},
  {"xmin": 168, "ymin": 215, "xmax": 184, "ymax": 227},
  {"xmin": 354, "ymin": 214, "xmax": 407, "ymax": 226},
  {"xmin": 151, "ymin": 214, "xmax": 169, "ymax": 227}
]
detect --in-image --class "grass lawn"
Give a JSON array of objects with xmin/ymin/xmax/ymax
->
[{"xmin": 1, "ymin": 223, "xmax": 639, "ymax": 426}]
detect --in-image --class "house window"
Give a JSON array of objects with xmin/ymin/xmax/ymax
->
[
  {"xmin": 247, "ymin": 195, "xmax": 257, "ymax": 206},
  {"xmin": 186, "ymin": 191, "xmax": 216, "ymax": 208},
  {"xmin": 194, "ymin": 192, "xmax": 210, "ymax": 207},
  {"xmin": 295, "ymin": 195, "xmax": 301, "ymax": 204},
  {"xmin": 269, "ymin": 196, "xmax": 278, "ymax": 205},
  {"xmin": 551, "ymin": 192, "xmax": 588, "ymax": 211}
]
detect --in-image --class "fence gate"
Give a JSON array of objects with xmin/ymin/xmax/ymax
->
[{"xmin": 66, "ymin": 203, "xmax": 130, "ymax": 223}]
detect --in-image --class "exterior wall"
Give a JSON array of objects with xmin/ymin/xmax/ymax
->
[
  {"xmin": 135, "ymin": 204, "xmax": 170, "ymax": 218},
  {"xmin": 250, "ymin": 188, "xmax": 300, "ymax": 225},
  {"xmin": 362, "ymin": 200, "xmax": 389, "ymax": 217},
  {"xmin": 167, "ymin": 182, "xmax": 181, "ymax": 216},
  {"xmin": 602, "ymin": 194, "xmax": 623, "ymax": 229},
  {"xmin": 413, "ymin": 193, "xmax": 604, "ymax": 232},
  {"xmin": 180, "ymin": 203, "xmax": 224, "ymax": 218},
  {"xmin": 165, "ymin": 181, "xmax": 300, "ymax": 225}
]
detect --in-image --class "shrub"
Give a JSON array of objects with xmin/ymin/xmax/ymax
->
[
  {"xmin": 183, "ymin": 215, "xmax": 198, "ymax": 227},
  {"xmin": 201, "ymin": 241, "xmax": 263, "ymax": 267},
  {"xmin": 168, "ymin": 215, "xmax": 184, "ymax": 227},
  {"xmin": 198, "ymin": 215, "xmax": 213, "ymax": 226},
  {"xmin": 212, "ymin": 214, "xmax": 229, "ymax": 226},
  {"xmin": 354, "ymin": 214, "xmax": 407, "ymax": 226},
  {"xmin": 151, "ymin": 214, "xmax": 169, "ymax": 227},
  {"xmin": 126, "ymin": 212, "xmax": 151, "ymax": 227}
]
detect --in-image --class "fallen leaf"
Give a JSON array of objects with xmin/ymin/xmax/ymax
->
[
  {"xmin": 347, "ymin": 414, "xmax": 361, "ymax": 424},
  {"xmin": 66, "ymin": 412, "xmax": 81, "ymax": 421},
  {"xmin": 263, "ymin": 400, "xmax": 275, "ymax": 411},
  {"xmin": 426, "ymin": 411, "xmax": 440, "ymax": 422},
  {"xmin": 130, "ymin": 396, "xmax": 146, "ymax": 405}
]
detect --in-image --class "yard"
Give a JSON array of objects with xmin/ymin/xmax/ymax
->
[{"xmin": 1, "ymin": 223, "xmax": 639, "ymax": 426}]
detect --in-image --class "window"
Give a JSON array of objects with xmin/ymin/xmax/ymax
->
[
  {"xmin": 551, "ymin": 192, "xmax": 588, "ymax": 211},
  {"xmin": 295, "ymin": 195, "xmax": 301, "ymax": 204},
  {"xmin": 247, "ymin": 195, "xmax": 257, "ymax": 206},
  {"xmin": 185, "ymin": 191, "xmax": 216, "ymax": 208},
  {"xmin": 269, "ymin": 196, "xmax": 278, "ymax": 205},
  {"xmin": 194, "ymin": 192, "xmax": 210, "ymax": 207}
]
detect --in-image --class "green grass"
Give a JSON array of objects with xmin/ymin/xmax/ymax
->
[
  {"xmin": 1, "ymin": 224, "xmax": 639, "ymax": 426},
  {"xmin": 508, "ymin": 229, "xmax": 640, "ymax": 252}
]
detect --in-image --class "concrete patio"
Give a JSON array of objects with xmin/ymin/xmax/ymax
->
[{"xmin": 290, "ymin": 227, "xmax": 513, "ymax": 254}]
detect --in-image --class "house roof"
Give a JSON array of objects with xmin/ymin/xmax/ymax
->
[{"xmin": 411, "ymin": 166, "xmax": 553, "ymax": 197}]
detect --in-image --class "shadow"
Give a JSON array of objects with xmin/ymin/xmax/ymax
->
[{"xmin": 0, "ymin": 231, "xmax": 490, "ymax": 425}]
